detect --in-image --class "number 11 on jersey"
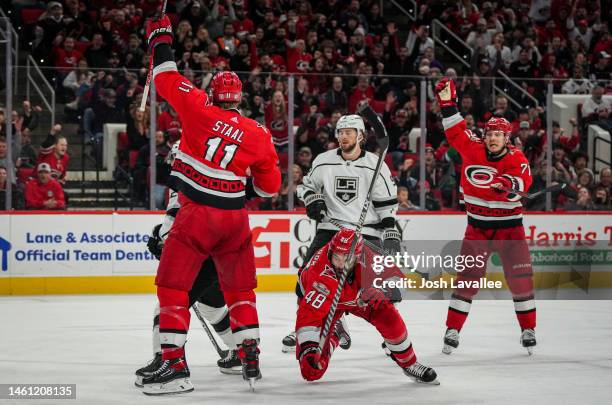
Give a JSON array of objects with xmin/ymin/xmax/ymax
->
[{"xmin": 205, "ymin": 137, "xmax": 238, "ymax": 169}]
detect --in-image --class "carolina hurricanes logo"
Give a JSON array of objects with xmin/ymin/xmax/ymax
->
[
  {"xmin": 464, "ymin": 165, "xmax": 498, "ymax": 188},
  {"xmin": 270, "ymin": 120, "xmax": 286, "ymax": 131},
  {"xmin": 297, "ymin": 60, "xmax": 310, "ymax": 71}
]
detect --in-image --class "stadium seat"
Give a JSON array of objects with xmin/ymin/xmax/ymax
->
[{"xmin": 21, "ymin": 8, "xmax": 44, "ymax": 26}]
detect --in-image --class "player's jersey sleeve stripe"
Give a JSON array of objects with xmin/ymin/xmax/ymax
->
[
  {"xmin": 153, "ymin": 61, "xmax": 178, "ymax": 79},
  {"xmin": 442, "ymin": 112, "xmax": 463, "ymax": 130},
  {"xmin": 166, "ymin": 208, "xmax": 179, "ymax": 218},
  {"xmin": 253, "ymin": 183, "xmax": 276, "ymax": 197},
  {"xmin": 373, "ymin": 198, "xmax": 398, "ymax": 208}
]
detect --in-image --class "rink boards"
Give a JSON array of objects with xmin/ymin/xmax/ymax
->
[{"xmin": 0, "ymin": 211, "xmax": 611, "ymax": 295}]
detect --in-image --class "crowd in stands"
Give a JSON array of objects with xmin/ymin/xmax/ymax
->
[
  {"xmin": 2, "ymin": 0, "xmax": 610, "ymax": 211},
  {"xmin": 1, "ymin": 102, "xmax": 69, "ymax": 210}
]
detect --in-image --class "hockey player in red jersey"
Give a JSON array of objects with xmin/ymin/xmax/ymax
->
[
  {"xmin": 141, "ymin": 15, "xmax": 281, "ymax": 394},
  {"xmin": 434, "ymin": 77, "xmax": 536, "ymax": 355},
  {"xmin": 295, "ymin": 228, "xmax": 439, "ymax": 385}
]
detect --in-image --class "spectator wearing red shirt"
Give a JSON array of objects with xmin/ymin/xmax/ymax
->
[
  {"xmin": 348, "ymin": 76, "xmax": 384, "ymax": 113},
  {"xmin": 265, "ymin": 90, "xmax": 289, "ymax": 147},
  {"xmin": 233, "ymin": 5, "xmax": 254, "ymax": 38},
  {"xmin": 157, "ymin": 106, "xmax": 182, "ymax": 143},
  {"xmin": 24, "ymin": 163, "xmax": 65, "ymax": 210},
  {"xmin": 53, "ymin": 37, "xmax": 83, "ymax": 75},
  {"xmin": 37, "ymin": 124, "xmax": 69, "ymax": 184}
]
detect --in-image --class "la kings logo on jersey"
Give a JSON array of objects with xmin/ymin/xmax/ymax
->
[{"xmin": 335, "ymin": 177, "xmax": 359, "ymax": 205}]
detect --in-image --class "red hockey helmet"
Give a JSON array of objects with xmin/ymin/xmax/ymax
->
[
  {"xmin": 211, "ymin": 71, "xmax": 242, "ymax": 102},
  {"xmin": 330, "ymin": 228, "xmax": 363, "ymax": 257},
  {"xmin": 485, "ymin": 116, "xmax": 512, "ymax": 137}
]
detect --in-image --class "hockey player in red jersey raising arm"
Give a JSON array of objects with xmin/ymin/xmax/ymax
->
[
  {"xmin": 140, "ymin": 15, "xmax": 281, "ymax": 394},
  {"xmin": 295, "ymin": 228, "xmax": 439, "ymax": 385},
  {"xmin": 434, "ymin": 78, "xmax": 537, "ymax": 355}
]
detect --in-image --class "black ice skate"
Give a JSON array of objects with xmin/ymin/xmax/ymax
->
[
  {"xmin": 134, "ymin": 352, "xmax": 163, "ymax": 388},
  {"xmin": 282, "ymin": 331, "xmax": 296, "ymax": 353},
  {"xmin": 239, "ymin": 339, "xmax": 262, "ymax": 391},
  {"xmin": 521, "ymin": 328, "xmax": 536, "ymax": 355},
  {"xmin": 218, "ymin": 349, "xmax": 242, "ymax": 375},
  {"xmin": 442, "ymin": 328, "xmax": 459, "ymax": 354},
  {"xmin": 140, "ymin": 356, "xmax": 194, "ymax": 396},
  {"xmin": 403, "ymin": 362, "xmax": 440, "ymax": 385},
  {"xmin": 335, "ymin": 317, "xmax": 351, "ymax": 350}
]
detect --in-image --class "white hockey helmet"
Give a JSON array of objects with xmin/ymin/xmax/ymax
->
[
  {"xmin": 335, "ymin": 114, "xmax": 366, "ymax": 141},
  {"xmin": 167, "ymin": 140, "xmax": 181, "ymax": 164}
]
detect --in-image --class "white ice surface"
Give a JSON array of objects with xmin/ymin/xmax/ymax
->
[{"xmin": 0, "ymin": 294, "xmax": 611, "ymax": 405}]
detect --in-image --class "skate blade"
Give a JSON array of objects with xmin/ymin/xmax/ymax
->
[
  {"xmin": 282, "ymin": 344, "xmax": 296, "ymax": 353},
  {"xmin": 134, "ymin": 376, "xmax": 144, "ymax": 388},
  {"xmin": 442, "ymin": 344, "xmax": 454, "ymax": 355},
  {"xmin": 525, "ymin": 346, "xmax": 534, "ymax": 356},
  {"xmin": 219, "ymin": 366, "xmax": 243, "ymax": 375},
  {"xmin": 416, "ymin": 378, "xmax": 441, "ymax": 386},
  {"xmin": 141, "ymin": 378, "xmax": 194, "ymax": 396}
]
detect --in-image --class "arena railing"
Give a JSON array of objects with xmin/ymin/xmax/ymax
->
[
  {"xmin": 0, "ymin": 8, "xmax": 17, "ymax": 93},
  {"xmin": 26, "ymin": 55, "xmax": 55, "ymax": 129}
]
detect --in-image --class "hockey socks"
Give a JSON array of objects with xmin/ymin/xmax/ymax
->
[
  {"xmin": 157, "ymin": 286, "xmax": 191, "ymax": 361},
  {"xmin": 446, "ymin": 294, "xmax": 472, "ymax": 331},
  {"xmin": 194, "ymin": 302, "xmax": 234, "ymax": 348},
  {"xmin": 513, "ymin": 296, "xmax": 536, "ymax": 330},
  {"xmin": 224, "ymin": 290, "xmax": 260, "ymax": 346}
]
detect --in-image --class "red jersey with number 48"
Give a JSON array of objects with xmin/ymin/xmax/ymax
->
[
  {"xmin": 153, "ymin": 65, "xmax": 281, "ymax": 209},
  {"xmin": 442, "ymin": 113, "xmax": 533, "ymax": 229}
]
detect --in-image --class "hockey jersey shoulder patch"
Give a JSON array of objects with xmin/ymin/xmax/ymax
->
[
  {"xmin": 312, "ymin": 281, "xmax": 330, "ymax": 296},
  {"xmin": 321, "ymin": 265, "xmax": 338, "ymax": 281}
]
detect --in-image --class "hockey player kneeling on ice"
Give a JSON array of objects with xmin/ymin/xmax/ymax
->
[
  {"xmin": 434, "ymin": 77, "xmax": 536, "ymax": 356},
  {"xmin": 282, "ymin": 114, "xmax": 401, "ymax": 353},
  {"xmin": 295, "ymin": 229, "xmax": 439, "ymax": 385},
  {"xmin": 135, "ymin": 142, "xmax": 241, "ymax": 389}
]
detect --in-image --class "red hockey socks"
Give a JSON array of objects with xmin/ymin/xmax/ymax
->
[
  {"xmin": 446, "ymin": 293, "xmax": 472, "ymax": 331},
  {"xmin": 369, "ymin": 303, "xmax": 416, "ymax": 368},
  {"xmin": 223, "ymin": 290, "xmax": 260, "ymax": 347},
  {"xmin": 513, "ymin": 296, "xmax": 536, "ymax": 330},
  {"xmin": 157, "ymin": 286, "xmax": 191, "ymax": 362}
]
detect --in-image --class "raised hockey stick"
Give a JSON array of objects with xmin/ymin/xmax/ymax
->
[
  {"xmin": 192, "ymin": 304, "xmax": 228, "ymax": 359},
  {"xmin": 498, "ymin": 182, "xmax": 566, "ymax": 199},
  {"xmin": 139, "ymin": 0, "xmax": 168, "ymax": 112},
  {"xmin": 317, "ymin": 104, "xmax": 389, "ymax": 358}
]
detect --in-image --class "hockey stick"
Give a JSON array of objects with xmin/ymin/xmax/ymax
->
[
  {"xmin": 192, "ymin": 304, "xmax": 228, "ymax": 359},
  {"xmin": 317, "ymin": 104, "xmax": 389, "ymax": 358},
  {"xmin": 497, "ymin": 182, "xmax": 566, "ymax": 199},
  {"xmin": 139, "ymin": 0, "xmax": 168, "ymax": 112}
]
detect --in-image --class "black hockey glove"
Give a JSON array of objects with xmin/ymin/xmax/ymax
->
[
  {"xmin": 382, "ymin": 228, "xmax": 401, "ymax": 255},
  {"xmin": 147, "ymin": 224, "xmax": 163, "ymax": 260},
  {"xmin": 304, "ymin": 193, "xmax": 327, "ymax": 222}
]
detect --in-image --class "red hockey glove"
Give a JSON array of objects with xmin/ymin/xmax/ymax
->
[
  {"xmin": 358, "ymin": 287, "xmax": 390, "ymax": 310},
  {"xmin": 299, "ymin": 343, "xmax": 327, "ymax": 381},
  {"xmin": 490, "ymin": 176, "xmax": 512, "ymax": 193},
  {"xmin": 145, "ymin": 15, "xmax": 173, "ymax": 54},
  {"xmin": 434, "ymin": 77, "xmax": 457, "ymax": 108}
]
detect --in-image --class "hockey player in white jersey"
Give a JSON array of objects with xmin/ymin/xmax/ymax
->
[
  {"xmin": 281, "ymin": 114, "xmax": 401, "ymax": 352},
  {"xmin": 135, "ymin": 142, "xmax": 242, "ymax": 392}
]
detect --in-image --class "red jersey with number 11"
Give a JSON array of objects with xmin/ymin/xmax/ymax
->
[{"xmin": 153, "ymin": 62, "xmax": 281, "ymax": 209}]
